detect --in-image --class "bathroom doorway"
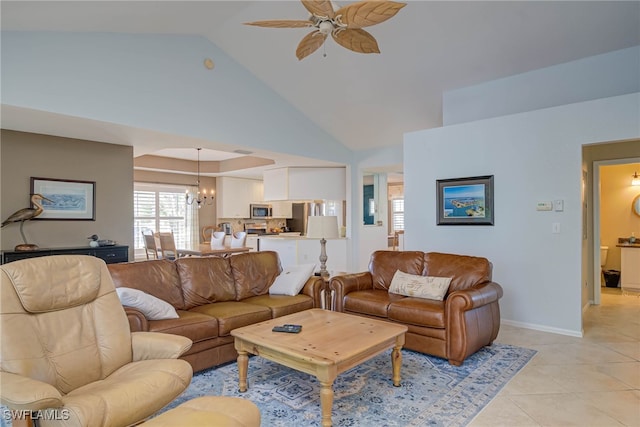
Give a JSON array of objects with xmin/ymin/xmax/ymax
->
[{"xmin": 592, "ymin": 157, "xmax": 640, "ymax": 305}]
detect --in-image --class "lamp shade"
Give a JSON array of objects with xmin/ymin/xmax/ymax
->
[{"xmin": 306, "ymin": 216, "xmax": 339, "ymax": 239}]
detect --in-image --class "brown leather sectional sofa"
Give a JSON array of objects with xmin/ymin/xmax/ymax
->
[
  {"xmin": 329, "ymin": 250, "xmax": 503, "ymax": 366},
  {"xmin": 107, "ymin": 251, "xmax": 324, "ymax": 372}
]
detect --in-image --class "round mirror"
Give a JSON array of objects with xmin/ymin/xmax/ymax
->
[{"xmin": 633, "ymin": 194, "xmax": 640, "ymax": 218}]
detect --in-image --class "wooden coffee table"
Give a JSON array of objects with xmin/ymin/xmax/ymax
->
[{"xmin": 231, "ymin": 309, "xmax": 408, "ymax": 427}]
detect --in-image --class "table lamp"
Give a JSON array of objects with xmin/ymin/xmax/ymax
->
[{"xmin": 306, "ymin": 216, "xmax": 339, "ymax": 279}]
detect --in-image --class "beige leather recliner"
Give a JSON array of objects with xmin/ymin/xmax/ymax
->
[{"xmin": 0, "ymin": 255, "xmax": 194, "ymax": 427}]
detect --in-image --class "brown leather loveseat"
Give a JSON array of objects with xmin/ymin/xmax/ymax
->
[
  {"xmin": 329, "ymin": 251, "xmax": 503, "ymax": 366},
  {"xmin": 108, "ymin": 251, "xmax": 324, "ymax": 372}
]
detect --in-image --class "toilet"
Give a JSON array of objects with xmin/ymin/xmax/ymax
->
[
  {"xmin": 600, "ymin": 246, "xmax": 609, "ymax": 285},
  {"xmin": 600, "ymin": 246, "xmax": 609, "ymax": 267}
]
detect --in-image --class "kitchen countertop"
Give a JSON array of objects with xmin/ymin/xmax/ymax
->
[{"xmin": 616, "ymin": 243, "xmax": 640, "ymax": 248}]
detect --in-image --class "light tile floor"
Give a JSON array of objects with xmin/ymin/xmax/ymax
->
[{"xmin": 470, "ymin": 287, "xmax": 640, "ymax": 426}]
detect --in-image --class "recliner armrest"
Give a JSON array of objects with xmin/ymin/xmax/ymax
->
[
  {"xmin": 446, "ymin": 282, "xmax": 503, "ymax": 311},
  {"xmin": 131, "ymin": 332, "xmax": 193, "ymax": 361},
  {"xmin": 328, "ymin": 272, "xmax": 373, "ymax": 312},
  {"xmin": 124, "ymin": 306, "xmax": 149, "ymax": 332},
  {"xmin": 300, "ymin": 276, "xmax": 326, "ymax": 308},
  {"xmin": 0, "ymin": 371, "xmax": 63, "ymax": 411}
]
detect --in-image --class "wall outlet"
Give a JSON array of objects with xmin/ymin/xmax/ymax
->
[{"xmin": 553, "ymin": 199, "xmax": 564, "ymax": 211}]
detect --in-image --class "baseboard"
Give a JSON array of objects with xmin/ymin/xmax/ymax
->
[{"xmin": 501, "ymin": 319, "xmax": 583, "ymax": 338}]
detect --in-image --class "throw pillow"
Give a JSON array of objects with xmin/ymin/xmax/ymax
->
[
  {"xmin": 115, "ymin": 287, "xmax": 179, "ymax": 320},
  {"xmin": 388, "ymin": 270, "xmax": 452, "ymax": 301},
  {"xmin": 269, "ymin": 263, "xmax": 316, "ymax": 296}
]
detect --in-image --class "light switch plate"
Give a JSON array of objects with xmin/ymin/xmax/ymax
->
[
  {"xmin": 553, "ymin": 199, "xmax": 564, "ymax": 211},
  {"xmin": 537, "ymin": 201, "xmax": 553, "ymax": 211}
]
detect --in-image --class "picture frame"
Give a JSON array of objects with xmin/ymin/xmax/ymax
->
[
  {"xmin": 30, "ymin": 177, "xmax": 96, "ymax": 221},
  {"xmin": 436, "ymin": 175, "xmax": 494, "ymax": 225}
]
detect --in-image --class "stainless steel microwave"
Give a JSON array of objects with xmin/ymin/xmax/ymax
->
[{"xmin": 250, "ymin": 204, "xmax": 272, "ymax": 219}]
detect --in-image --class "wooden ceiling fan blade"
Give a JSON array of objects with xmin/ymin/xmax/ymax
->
[
  {"xmin": 332, "ymin": 28, "xmax": 380, "ymax": 54},
  {"xmin": 244, "ymin": 19, "xmax": 313, "ymax": 28},
  {"xmin": 296, "ymin": 30, "xmax": 328, "ymax": 60},
  {"xmin": 301, "ymin": 0, "xmax": 335, "ymax": 19},
  {"xmin": 335, "ymin": 1, "xmax": 406, "ymax": 29}
]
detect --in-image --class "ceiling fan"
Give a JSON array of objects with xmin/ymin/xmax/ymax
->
[{"xmin": 244, "ymin": 0, "xmax": 406, "ymax": 60}]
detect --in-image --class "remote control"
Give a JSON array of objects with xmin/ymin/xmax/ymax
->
[{"xmin": 272, "ymin": 324, "xmax": 302, "ymax": 333}]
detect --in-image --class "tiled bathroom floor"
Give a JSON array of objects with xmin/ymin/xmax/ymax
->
[{"xmin": 470, "ymin": 287, "xmax": 640, "ymax": 426}]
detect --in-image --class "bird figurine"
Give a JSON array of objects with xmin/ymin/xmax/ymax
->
[{"xmin": 1, "ymin": 193, "xmax": 53, "ymax": 251}]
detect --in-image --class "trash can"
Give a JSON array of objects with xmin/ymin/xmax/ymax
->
[{"xmin": 603, "ymin": 270, "xmax": 620, "ymax": 288}]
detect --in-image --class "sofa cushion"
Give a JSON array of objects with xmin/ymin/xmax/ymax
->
[
  {"xmin": 388, "ymin": 271, "xmax": 452, "ymax": 301},
  {"xmin": 148, "ymin": 310, "xmax": 219, "ymax": 343},
  {"xmin": 269, "ymin": 263, "xmax": 316, "ymax": 296},
  {"xmin": 423, "ymin": 252, "xmax": 492, "ymax": 294},
  {"xmin": 343, "ymin": 289, "xmax": 405, "ymax": 318},
  {"xmin": 176, "ymin": 257, "xmax": 237, "ymax": 309},
  {"xmin": 243, "ymin": 294, "xmax": 314, "ymax": 318},
  {"xmin": 369, "ymin": 251, "xmax": 425, "ymax": 291},
  {"xmin": 388, "ymin": 298, "xmax": 446, "ymax": 329},
  {"xmin": 230, "ymin": 252, "xmax": 281, "ymax": 300},
  {"xmin": 108, "ymin": 260, "xmax": 186, "ymax": 310},
  {"xmin": 190, "ymin": 302, "xmax": 272, "ymax": 336},
  {"xmin": 116, "ymin": 287, "xmax": 179, "ymax": 320}
]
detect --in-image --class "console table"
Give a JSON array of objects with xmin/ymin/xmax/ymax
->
[{"xmin": 1, "ymin": 245, "xmax": 129, "ymax": 265}]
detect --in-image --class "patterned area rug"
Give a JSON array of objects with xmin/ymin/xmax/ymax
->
[{"xmin": 161, "ymin": 343, "xmax": 536, "ymax": 427}]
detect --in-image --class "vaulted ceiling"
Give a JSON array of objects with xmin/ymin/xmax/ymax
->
[{"xmin": 2, "ymin": 1, "xmax": 639, "ymax": 169}]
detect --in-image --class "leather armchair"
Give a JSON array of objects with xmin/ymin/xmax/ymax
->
[{"xmin": 0, "ymin": 255, "xmax": 194, "ymax": 427}]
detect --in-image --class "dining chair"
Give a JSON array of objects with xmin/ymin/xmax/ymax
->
[
  {"xmin": 201, "ymin": 225, "xmax": 217, "ymax": 243},
  {"xmin": 141, "ymin": 229, "xmax": 161, "ymax": 259},
  {"xmin": 230, "ymin": 231, "xmax": 247, "ymax": 248},
  {"xmin": 157, "ymin": 231, "xmax": 179, "ymax": 260},
  {"xmin": 392, "ymin": 230, "xmax": 404, "ymax": 251},
  {"xmin": 210, "ymin": 231, "xmax": 226, "ymax": 249}
]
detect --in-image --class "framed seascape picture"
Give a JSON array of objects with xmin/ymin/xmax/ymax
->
[
  {"xmin": 436, "ymin": 175, "xmax": 494, "ymax": 225},
  {"xmin": 31, "ymin": 177, "xmax": 96, "ymax": 220}
]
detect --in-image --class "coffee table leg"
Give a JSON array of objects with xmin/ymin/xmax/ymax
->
[
  {"xmin": 319, "ymin": 380, "xmax": 334, "ymax": 427},
  {"xmin": 237, "ymin": 350, "xmax": 248, "ymax": 392},
  {"xmin": 391, "ymin": 343, "xmax": 403, "ymax": 387}
]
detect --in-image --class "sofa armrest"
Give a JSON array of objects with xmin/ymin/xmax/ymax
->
[
  {"xmin": 131, "ymin": 332, "xmax": 193, "ymax": 361},
  {"xmin": 445, "ymin": 281, "xmax": 503, "ymax": 365},
  {"xmin": 0, "ymin": 372, "xmax": 63, "ymax": 411},
  {"xmin": 300, "ymin": 276, "xmax": 326, "ymax": 308},
  {"xmin": 124, "ymin": 306, "xmax": 149, "ymax": 332},
  {"xmin": 328, "ymin": 272, "xmax": 373, "ymax": 312}
]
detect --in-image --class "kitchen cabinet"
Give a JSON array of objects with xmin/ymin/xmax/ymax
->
[
  {"xmin": 246, "ymin": 235, "xmax": 259, "ymax": 252},
  {"xmin": 263, "ymin": 167, "xmax": 346, "ymax": 201},
  {"xmin": 216, "ymin": 177, "xmax": 263, "ymax": 218},
  {"xmin": 271, "ymin": 201, "xmax": 292, "ymax": 218},
  {"xmin": 258, "ymin": 236, "xmax": 347, "ymax": 273},
  {"xmin": 620, "ymin": 246, "xmax": 640, "ymax": 291}
]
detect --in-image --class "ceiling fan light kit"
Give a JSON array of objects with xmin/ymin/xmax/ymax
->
[{"xmin": 244, "ymin": 0, "xmax": 406, "ymax": 60}]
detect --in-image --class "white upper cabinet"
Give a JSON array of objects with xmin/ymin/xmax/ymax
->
[
  {"xmin": 263, "ymin": 167, "xmax": 346, "ymax": 201},
  {"xmin": 271, "ymin": 201, "xmax": 292, "ymax": 218},
  {"xmin": 216, "ymin": 177, "xmax": 263, "ymax": 218}
]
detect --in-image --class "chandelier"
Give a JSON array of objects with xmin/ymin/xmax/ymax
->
[{"xmin": 185, "ymin": 148, "xmax": 214, "ymax": 208}]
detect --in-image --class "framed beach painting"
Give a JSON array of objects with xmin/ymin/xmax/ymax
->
[
  {"xmin": 436, "ymin": 175, "xmax": 494, "ymax": 225},
  {"xmin": 31, "ymin": 177, "xmax": 96, "ymax": 220}
]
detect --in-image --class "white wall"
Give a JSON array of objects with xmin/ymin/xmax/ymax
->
[
  {"xmin": 404, "ymin": 93, "xmax": 640, "ymax": 335},
  {"xmin": 443, "ymin": 46, "xmax": 640, "ymax": 126}
]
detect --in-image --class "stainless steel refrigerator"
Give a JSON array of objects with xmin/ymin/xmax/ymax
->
[{"xmin": 287, "ymin": 201, "xmax": 345, "ymax": 236}]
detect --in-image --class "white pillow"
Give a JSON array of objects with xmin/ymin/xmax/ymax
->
[
  {"xmin": 388, "ymin": 270, "xmax": 452, "ymax": 301},
  {"xmin": 269, "ymin": 263, "xmax": 316, "ymax": 296},
  {"xmin": 116, "ymin": 287, "xmax": 179, "ymax": 320}
]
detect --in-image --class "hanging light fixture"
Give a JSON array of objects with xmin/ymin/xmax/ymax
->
[
  {"xmin": 632, "ymin": 171, "xmax": 640, "ymax": 186},
  {"xmin": 185, "ymin": 148, "xmax": 214, "ymax": 208}
]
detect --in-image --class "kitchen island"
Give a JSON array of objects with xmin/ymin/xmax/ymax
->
[{"xmin": 258, "ymin": 235, "xmax": 348, "ymax": 273}]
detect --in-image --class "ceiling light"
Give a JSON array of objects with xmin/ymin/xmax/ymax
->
[{"xmin": 185, "ymin": 148, "xmax": 214, "ymax": 208}]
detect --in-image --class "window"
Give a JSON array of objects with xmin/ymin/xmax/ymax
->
[
  {"xmin": 391, "ymin": 198, "xmax": 404, "ymax": 232},
  {"xmin": 134, "ymin": 183, "xmax": 198, "ymax": 258}
]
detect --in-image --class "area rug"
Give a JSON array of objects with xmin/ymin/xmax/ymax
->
[{"xmin": 160, "ymin": 343, "xmax": 536, "ymax": 427}]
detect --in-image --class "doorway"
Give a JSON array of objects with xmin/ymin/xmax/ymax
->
[{"xmin": 592, "ymin": 158, "xmax": 640, "ymax": 305}]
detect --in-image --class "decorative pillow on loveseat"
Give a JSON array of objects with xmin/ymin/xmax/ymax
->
[
  {"xmin": 116, "ymin": 287, "xmax": 179, "ymax": 320},
  {"xmin": 388, "ymin": 270, "xmax": 452, "ymax": 301},
  {"xmin": 269, "ymin": 263, "xmax": 316, "ymax": 296}
]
